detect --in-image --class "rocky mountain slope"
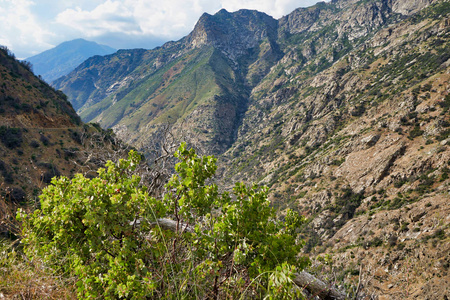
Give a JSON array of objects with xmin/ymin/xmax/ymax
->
[
  {"xmin": 53, "ymin": 0, "xmax": 449, "ymax": 298},
  {"xmin": 27, "ymin": 39, "xmax": 116, "ymax": 83},
  {"xmin": 0, "ymin": 47, "xmax": 126, "ymax": 238},
  {"xmin": 53, "ymin": 9, "xmax": 284, "ymax": 154},
  {"xmin": 219, "ymin": 2, "xmax": 450, "ymax": 297}
]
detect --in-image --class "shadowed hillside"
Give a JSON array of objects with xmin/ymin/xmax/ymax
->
[{"xmin": 0, "ymin": 47, "xmax": 128, "ymax": 238}]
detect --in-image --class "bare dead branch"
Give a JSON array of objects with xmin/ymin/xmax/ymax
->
[
  {"xmin": 293, "ymin": 271, "xmax": 346, "ymax": 300},
  {"xmin": 131, "ymin": 218, "xmax": 193, "ymax": 233}
]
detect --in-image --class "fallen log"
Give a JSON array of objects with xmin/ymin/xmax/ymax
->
[
  {"xmin": 293, "ymin": 271, "xmax": 346, "ymax": 300},
  {"xmin": 150, "ymin": 218, "xmax": 193, "ymax": 233},
  {"xmin": 131, "ymin": 218, "xmax": 193, "ymax": 233}
]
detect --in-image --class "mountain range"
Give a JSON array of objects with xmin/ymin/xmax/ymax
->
[
  {"xmin": 26, "ymin": 39, "xmax": 116, "ymax": 83},
  {"xmin": 4, "ymin": 0, "xmax": 450, "ymax": 298}
]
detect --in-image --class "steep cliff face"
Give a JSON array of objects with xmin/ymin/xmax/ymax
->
[
  {"xmin": 278, "ymin": 0, "xmax": 392, "ymax": 41},
  {"xmin": 186, "ymin": 9, "xmax": 278, "ymax": 62},
  {"xmin": 390, "ymin": 0, "xmax": 437, "ymax": 14}
]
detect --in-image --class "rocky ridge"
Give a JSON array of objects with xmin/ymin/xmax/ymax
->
[{"xmin": 219, "ymin": 2, "xmax": 449, "ymax": 297}]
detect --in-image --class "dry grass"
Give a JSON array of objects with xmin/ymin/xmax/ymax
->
[
  {"xmin": 0, "ymin": 196, "xmax": 76, "ymax": 299},
  {"xmin": 0, "ymin": 243, "xmax": 77, "ymax": 299}
]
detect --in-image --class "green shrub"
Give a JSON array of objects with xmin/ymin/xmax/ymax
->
[
  {"xmin": 9, "ymin": 187, "xmax": 27, "ymax": 204},
  {"xmin": 440, "ymin": 167, "xmax": 449, "ymax": 181},
  {"xmin": 334, "ymin": 188, "xmax": 363, "ymax": 223},
  {"xmin": 0, "ymin": 126, "xmax": 22, "ymax": 149},
  {"xmin": 0, "ymin": 160, "xmax": 14, "ymax": 184},
  {"xmin": 39, "ymin": 134, "xmax": 50, "ymax": 146},
  {"xmin": 408, "ymin": 125, "xmax": 424, "ymax": 139},
  {"xmin": 364, "ymin": 236, "xmax": 383, "ymax": 248},
  {"xmin": 388, "ymin": 235, "xmax": 398, "ymax": 247},
  {"xmin": 437, "ymin": 93, "xmax": 450, "ymax": 111},
  {"xmin": 18, "ymin": 144, "xmax": 309, "ymax": 299},
  {"xmin": 29, "ymin": 140, "xmax": 40, "ymax": 148}
]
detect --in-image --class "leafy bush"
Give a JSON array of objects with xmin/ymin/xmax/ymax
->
[
  {"xmin": 331, "ymin": 157, "xmax": 345, "ymax": 166},
  {"xmin": 39, "ymin": 134, "xmax": 50, "ymax": 146},
  {"xmin": 2, "ymin": 172, "xmax": 14, "ymax": 184},
  {"xmin": 334, "ymin": 188, "xmax": 363, "ymax": 223},
  {"xmin": 70, "ymin": 130, "xmax": 82, "ymax": 144},
  {"xmin": 38, "ymin": 162, "xmax": 61, "ymax": 184},
  {"xmin": 408, "ymin": 125, "xmax": 424, "ymax": 139},
  {"xmin": 441, "ymin": 167, "xmax": 449, "ymax": 181},
  {"xmin": 387, "ymin": 235, "xmax": 398, "ymax": 247},
  {"xmin": 29, "ymin": 140, "xmax": 40, "ymax": 148},
  {"xmin": 9, "ymin": 187, "xmax": 27, "ymax": 204},
  {"xmin": 0, "ymin": 126, "xmax": 22, "ymax": 149},
  {"xmin": 0, "ymin": 160, "xmax": 14, "ymax": 184},
  {"xmin": 437, "ymin": 94, "xmax": 450, "ymax": 112},
  {"xmin": 18, "ymin": 144, "xmax": 309, "ymax": 299},
  {"xmin": 63, "ymin": 148, "xmax": 78, "ymax": 159},
  {"xmin": 415, "ymin": 174, "xmax": 436, "ymax": 194},
  {"xmin": 364, "ymin": 236, "xmax": 383, "ymax": 248}
]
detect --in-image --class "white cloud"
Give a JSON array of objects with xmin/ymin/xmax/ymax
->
[
  {"xmin": 130, "ymin": 0, "xmax": 220, "ymax": 37},
  {"xmin": 56, "ymin": 1, "xmax": 141, "ymax": 37},
  {"xmin": 0, "ymin": 0, "xmax": 55, "ymax": 57},
  {"xmin": 0, "ymin": 37, "xmax": 12, "ymax": 49},
  {"xmin": 55, "ymin": 0, "xmax": 222, "ymax": 40},
  {"xmin": 0, "ymin": 0, "xmax": 320, "ymax": 57},
  {"xmin": 54, "ymin": 0, "xmax": 318, "ymax": 41}
]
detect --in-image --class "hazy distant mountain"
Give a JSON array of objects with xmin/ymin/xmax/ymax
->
[{"xmin": 26, "ymin": 39, "xmax": 116, "ymax": 82}]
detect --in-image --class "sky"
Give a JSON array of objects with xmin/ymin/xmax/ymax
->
[{"xmin": 0, "ymin": 0, "xmax": 320, "ymax": 59}]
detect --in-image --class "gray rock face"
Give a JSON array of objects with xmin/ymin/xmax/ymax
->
[
  {"xmin": 390, "ymin": 0, "xmax": 437, "ymax": 15},
  {"xmin": 278, "ymin": 0, "xmax": 393, "ymax": 42},
  {"xmin": 186, "ymin": 9, "xmax": 278, "ymax": 62},
  {"xmin": 278, "ymin": 6, "xmax": 323, "ymax": 35}
]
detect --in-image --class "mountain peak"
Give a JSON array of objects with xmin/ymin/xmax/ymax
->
[
  {"xmin": 186, "ymin": 8, "xmax": 278, "ymax": 59},
  {"xmin": 216, "ymin": 8, "xmax": 230, "ymax": 15}
]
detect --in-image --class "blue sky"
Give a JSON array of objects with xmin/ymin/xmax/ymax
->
[{"xmin": 0, "ymin": 0, "xmax": 320, "ymax": 59}]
